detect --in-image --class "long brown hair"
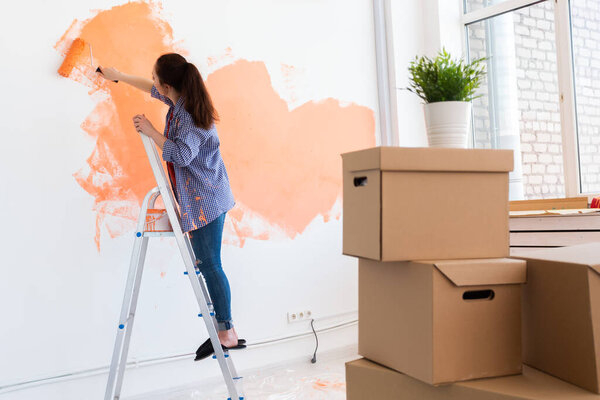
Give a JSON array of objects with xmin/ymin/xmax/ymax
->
[{"xmin": 155, "ymin": 53, "xmax": 219, "ymax": 129}]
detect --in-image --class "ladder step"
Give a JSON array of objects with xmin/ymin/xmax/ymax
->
[
  {"xmin": 118, "ymin": 315, "xmax": 133, "ymax": 329},
  {"xmin": 206, "ymin": 303, "xmax": 215, "ymax": 316},
  {"xmin": 139, "ymin": 231, "xmax": 175, "ymax": 238},
  {"xmin": 117, "ymin": 312, "xmax": 136, "ymax": 329}
]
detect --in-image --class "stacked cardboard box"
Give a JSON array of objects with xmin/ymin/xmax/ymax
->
[
  {"xmin": 519, "ymin": 243, "xmax": 600, "ymax": 394},
  {"xmin": 342, "ymin": 147, "xmax": 512, "ymax": 260},
  {"xmin": 358, "ymin": 258, "xmax": 525, "ymax": 384},
  {"xmin": 346, "ymin": 359, "xmax": 600, "ymax": 399},
  {"xmin": 342, "ymin": 147, "xmax": 600, "ymax": 399}
]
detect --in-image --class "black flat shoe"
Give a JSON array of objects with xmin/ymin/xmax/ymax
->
[
  {"xmin": 196, "ymin": 338, "xmax": 246, "ymax": 347},
  {"xmin": 194, "ymin": 338, "xmax": 247, "ymax": 361},
  {"xmin": 195, "ymin": 338, "xmax": 246, "ymax": 355}
]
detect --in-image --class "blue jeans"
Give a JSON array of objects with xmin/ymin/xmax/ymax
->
[{"xmin": 188, "ymin": 212, "xmax": 233, "ymax": 331}]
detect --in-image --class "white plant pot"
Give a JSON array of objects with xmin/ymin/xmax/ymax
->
[{"xmin": 423, "ymin": 101, "xmax": 472, "ymax": 148}]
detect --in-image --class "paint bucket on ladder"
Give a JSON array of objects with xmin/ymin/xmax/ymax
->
[{"xmin": 145, "ymin": 209, "xmax": 172, "ymax": 232}]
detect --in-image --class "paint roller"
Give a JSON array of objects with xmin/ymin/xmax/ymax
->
[
  {"xmin": 58, "ymin": 38, "xmax": 87, "ymax": 77},
  {"xmin": 58, "ymin": 38, "xmax": 118, "ymax": 82}
]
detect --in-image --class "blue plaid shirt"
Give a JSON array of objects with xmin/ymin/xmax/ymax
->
[{"xmin": 151, "ymin": 85, "xmax": 235, "ymax": 232}]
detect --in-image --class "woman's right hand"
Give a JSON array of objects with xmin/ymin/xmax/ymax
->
[{"xmin": 97, "ymin": 66, "xmax": 122, "ymax": 82}]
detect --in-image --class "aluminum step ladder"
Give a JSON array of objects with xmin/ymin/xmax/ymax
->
[{"xmin": 104, "ymin": 133, "xmax": 244, "ymax": 400}]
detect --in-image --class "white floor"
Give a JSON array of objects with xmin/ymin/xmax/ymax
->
[
  {"xmin": 0, "ymin": 325, "xmax": 358, "ymax": 400},
  {"xmin": 134, "ymin": 346, "xmax": 359, "ymax": 400}
]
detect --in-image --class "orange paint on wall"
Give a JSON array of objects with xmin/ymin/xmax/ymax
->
[
  {"xmin": 208, "ymin": 60, "xmax": 375, "ymax": 237},
  {"xmin": 57, "ymin": 2, "xmax": 375, "ymax": 250},
  {"xmin": 57, "ymin": 2, "xmax": 178, "ymax": 250}
]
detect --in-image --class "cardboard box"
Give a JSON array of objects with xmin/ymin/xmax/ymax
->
[
  {"xmin": 359, "ymin": 257, "xmax": 526, "ymax": 385},
  {"xmin": 342, "ymin": 146, "xmax": 513, "ymax": 261},
  {"xmin": 518, "ymin": 243, "xmax": 600, "ymax": 393},
  {"xmin": 346, "ymin": 358, "xmax": 600, "ymax": 400}
]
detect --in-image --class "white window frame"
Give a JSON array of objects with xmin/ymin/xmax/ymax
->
[
  {"xmin": 373, "ymin": 0, "xmax": 399, "ymax": 147},
  {"xmin": 463, "ymin": 0, "xmax": 589, "ymax": 199}
]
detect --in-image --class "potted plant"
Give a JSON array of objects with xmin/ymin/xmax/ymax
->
[{"xmin": 407, "ymin": 49, "xmax": 486, "ymax": 148}]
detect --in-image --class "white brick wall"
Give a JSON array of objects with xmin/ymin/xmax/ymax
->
[
  {"xmin": 467, "ymin": 0, "xmax": 600, "ymax": 198},
  {"xmin": 572, "ymin": 0, "xmax": 600, "ymax": 193}
]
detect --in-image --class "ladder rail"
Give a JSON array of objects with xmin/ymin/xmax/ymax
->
[
  {"xmin": 113, "ymin": 236, "xmax": 149, "ymax": 397},
  {"xmin": 166, "ymin": 196, "xmax": 240, "ymax": 398},
  {"xmin": 141, "ymin": 135, "xmax": 242, "ymax": 399},
  {"xmin": 182, "ymin": 234, "xmax": 213, "ymax": 308},
  {"xmin": 105, "ymin": 190, "xmax": 155, "ymax": 400}
]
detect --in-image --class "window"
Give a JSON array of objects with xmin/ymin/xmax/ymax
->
[
  {"xmin": 463, "ymin": 0, "xmax": 600, "ymax": 199},
  {"xmin": 571, "ymin": 0, "xmax": 600, "ymax": 194}
]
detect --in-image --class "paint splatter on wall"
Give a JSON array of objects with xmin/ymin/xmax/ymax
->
[{"xmin": 55, "ymin": 1, "xmax": 375, "ymax": 250}]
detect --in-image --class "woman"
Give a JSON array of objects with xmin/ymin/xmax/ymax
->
[{"xmin": 98, "ymin": 53, "xmax": 244, "ymax": 360}]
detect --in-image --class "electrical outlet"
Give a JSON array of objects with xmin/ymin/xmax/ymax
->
[{"xmin": 287, "ymin": 309, "xmax": 313, "ymax": 323}]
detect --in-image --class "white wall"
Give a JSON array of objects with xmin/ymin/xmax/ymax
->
[
  {"xmin": 0, "ymin": 1, "xmax": 431, "ymax": 398},
  {"xmin": 390, "ymin": 0, "xmax": 464, "ymax": 147}
]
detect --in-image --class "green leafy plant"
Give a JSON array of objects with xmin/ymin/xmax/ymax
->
[{"xmin": 407, "ymin": 49, "xmax": 486, "ymax": 103}]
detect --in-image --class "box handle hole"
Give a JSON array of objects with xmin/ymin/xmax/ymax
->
[
  {"xmin": 354, "ymin": 177, "xmax": 368, "ymax": 187},
  {"xmin": 462, "ymin": 289, "xmax": 495, "ymax": 301}
]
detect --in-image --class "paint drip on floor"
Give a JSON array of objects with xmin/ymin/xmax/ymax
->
[{"xmin": 166, "ymin": 370, "xmax": 347, "ymax": 399}]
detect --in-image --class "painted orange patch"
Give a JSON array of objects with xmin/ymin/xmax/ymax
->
[
  {"xmin": 211, "ymin": 60, "xmax": 375, "ymax": 237},
  {"xmin": 198, "ymin": 209, "xmax": 208, "ymax": 225},
  {"xmin": 56, "ymin": 2, "xmax": 180, "ymax": 250},
  {"xmin": 56, "ymin": 2, "xmax": 375, "ymax": 250}
]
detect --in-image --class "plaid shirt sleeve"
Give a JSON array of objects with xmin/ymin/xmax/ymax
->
[
  {"xmin": 150, "ymin": 85, "xmax": 174, "ymax": 106},
  {"xmin": 162, "ymin": 112, "xmax": 207, "ymax": 167}
]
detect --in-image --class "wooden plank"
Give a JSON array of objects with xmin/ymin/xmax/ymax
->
[
  {"xmin": 510, "ymin": 231, "xmax": 600, "ymax": 247},
  {"xmin": 510, "ymin": 214, "xmax": 600, "ymax": 231},
  {"xmin": 510, "ymin": 208, "xmax": 600, "ymax": 217},
  {"xmin": 510, "ymin": 247, "xmax": 556, "ymax": 257},
  {"xmin": 509, "ymin": 196, "xmax": 588, "ymax": 211}
]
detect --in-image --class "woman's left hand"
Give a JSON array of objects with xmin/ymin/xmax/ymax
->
[{"xmin": 132, "ymin": 114, "xmax": 157, "ymax": 137}]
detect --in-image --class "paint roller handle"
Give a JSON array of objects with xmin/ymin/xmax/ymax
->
[
  {"xmin": 98, "ymin": 68, "xmax": 154, "ymax": 93},
  {"xmin": 96, "ymin": 66, "xmax": 119, "ymax": 83}
]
